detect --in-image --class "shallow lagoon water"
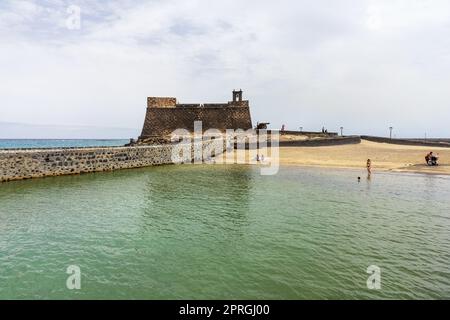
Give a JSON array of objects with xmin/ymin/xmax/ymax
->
[{"xmin": 0, "ymin": 164, "xmax": 449, "ymax": 299}]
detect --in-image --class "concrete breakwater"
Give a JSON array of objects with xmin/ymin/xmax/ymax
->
[
  {"xmin": 278, "ymin": 135, "xmax": 361, "ymax": 147},
  {"xmin": 0, "ymin": 140, "xmax": 226, "ymax": 183},
  {"xmin": 361, "ymin": 136, "xmax": 450, "ymax": 148}
]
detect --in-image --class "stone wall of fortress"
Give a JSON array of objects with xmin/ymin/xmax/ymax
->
[
  {"xmin": 140, "ymin": 106, "xmax": 253, "ymax": 138},
  {"xmin": 0, "ymin": 140, "xmax": 226, "ymax": 183}
]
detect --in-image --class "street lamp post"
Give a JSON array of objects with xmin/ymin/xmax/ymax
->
[{"xmin": 389, "ymin": 127, "xmax": 393, "ymax": 139}]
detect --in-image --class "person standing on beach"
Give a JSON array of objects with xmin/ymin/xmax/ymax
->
[{"xmin": 367, "ymin": 159, "xmax": 372, "ymax": 175}]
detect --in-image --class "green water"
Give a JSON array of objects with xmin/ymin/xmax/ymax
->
[{"xmin": 0, "ymin": 164, "xmax": 449, "ymax": 299}]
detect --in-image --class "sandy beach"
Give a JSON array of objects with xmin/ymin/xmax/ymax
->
[{"xmin": 251, "ymin": 140, "xmax": 450, "ymax": 175}]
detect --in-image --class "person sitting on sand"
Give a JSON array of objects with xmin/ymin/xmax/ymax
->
[
  {"xmin": 425, "ymin": 152, "xmax": 439, "ymax": 166},
  {"xmin": 366, "ymin": 159, "xmax": 372, "ymax": 175}
]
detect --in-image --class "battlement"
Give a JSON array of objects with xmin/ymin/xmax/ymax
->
[{"xmin": 139, "ymin": 90, "xmax": 253, "ymax": 140}]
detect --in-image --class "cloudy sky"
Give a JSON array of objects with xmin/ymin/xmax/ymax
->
[{"xmin": 1, "ymin": 0, "xmax": 450, "ymax": 138}]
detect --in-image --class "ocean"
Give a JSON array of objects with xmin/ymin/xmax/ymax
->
[
  {"xmin": 0, "ymin": 139, "xmax": 129, "ymax": 149},
  {"xmin": 0, "ymin": 164, "xmax": 449, "ymax": 299}
]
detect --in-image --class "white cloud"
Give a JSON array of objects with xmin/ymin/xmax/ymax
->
[{"xmin": 1, "ymin": 0, "xmax": 450, "ymax": 138}]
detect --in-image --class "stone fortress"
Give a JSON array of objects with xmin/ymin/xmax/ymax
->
[
  {"xmin": 137, "ymin": 90, "xmax": 253, "ymax": 143},
  {"xmin": 0, "ymin": 91, "xmax": 252, "ymax": 182}
]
